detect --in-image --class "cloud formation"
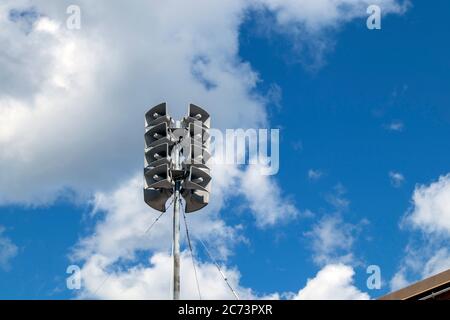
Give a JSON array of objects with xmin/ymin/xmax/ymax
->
[
  {"xmin": 306, "ymin": 215, "xmax": 358, "ymax": 266},
  {"xmin": 0, "ymin": 0, "xmax": 407, "ymax": 205},
  {"xmin": 79, "ymin": 251, "xmax": 251, "ymax": 300},
  {"xmin": 0, "ymin": 226, "xmax": 18, "ymax": 271},
  {"xmin": 389, "ymin": 171, "xmax": 405, "ymax": 188},
  {"xmin": 406, "ymin": 174, "xmax": 450, "ymax": 235},
  {"xmin": 308, "ymin": 169, "xmax": 324, "ymax": 181},
  {"xmin": 0, "ymin": 0, "xmax": 406, "ymax": 299},
  {"xmin": 293, "ymin": 264, "xmax": 369, "ymax": 300},
  {"xmin": 391, "ymin": 173, "xmax": 450, "ymax": 290}
]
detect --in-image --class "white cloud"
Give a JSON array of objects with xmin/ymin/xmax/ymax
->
[
  {"xmin": 251, "ymin": 0, "xmax": 408, "ymax": 68},
  {"xmin": 34, "ymin": 16, "xmax": 59, "ymax": 34},
  {"xmin": 254, "ymin": 0, "xmax": 407, "ymax": 32},
  {"xmin": 293, "ymin": 264, "xmax": 369, "ymax": 300},
  {"xmin": 406, "ymin": 173, "xmax": 450, "ymax": 235},
  {"xmin": 391, "ymin": 173, "xmax": 450, "ymax": 290},
  {"xmin": 422, "ymin": 248, "xmax": 450, "ymax": 278},
  {"xmin": 305, "ymin": 184, "xmax": 369, "ymax": 267},
  {"xmin": 0, "ymin": 0, "xmax": 406, "ymax": 205},
  {"xmin": 308, "ymin": 169, "xmax": 324, "ymax": 181},
  {"xmin": 78, "ymin": 251, "xmax": 254, "ymax": 300},
  {"xmin": 390, "ymin": 246, "xmax": 450, "ymax": 291},
  {"xmin": 325, "ymin": 184, "xmax": 350, "ymax": 211},
  {"xmin": 389, "ymin": 171, "xmax": 405, "ymax": 188},
  {"xmin": 265, "ymin": 83, "xmax": 283, "ymax": 110},
  {"xmin": 239, "ymin": 161, "xmax": 299, "ymax": 227},
  {"xmin": 306, "ymin": 215, "xmax": 361, "ymax": 266},
  {"xmin": 389, "ymin": 269, "xmax": 409, "ymax": 291},
  {"xmin": 0, "ymin": 226, "xmax": 18, "ymax": 271},
  {"xmin": 0, "ymin": 0, "xmax": 265, "ymax": 205},
  {"xmin": 80, "ymin": 251, "xmax": 370, "ymax": 300},
  {"xmin": 385, "ymin": 121, "xmax": 405, "ymax": 132}
]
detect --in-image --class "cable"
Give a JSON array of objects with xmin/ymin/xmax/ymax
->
[
  {"xmin": 166, "ymin": 196, "xmax": 175, "ymax": 211},
  {"xmin": 181, "ymin": 204, "xmax": 240, "ymax": 300},
  {"xmin": 169, "ymin": 235, "xmax": 173, "ymax": 299},
  {"xmin": 144, "ymin": 197, "xmax": 174, "ymax": 235},
  {"xmin": 181, "ymin": 198, "xmax": 202, "ymax": 300},
  {"xmin": 197, "ymin": 237, "xmax": 240, "ymax": 300},
  {"xmin": 94, "ymin": 198, "xmax": 175, "ymax": 298},
  {"xmin": 144, "ymin": 211, "xmax": 165, "ymax": 235},
  {"xmin": 93, "ymin": 272, "xmax": 111, "ymax": 297},
  {"xmin": 142, "ymin": 197, "xmax": 175, "ymax": 298}
]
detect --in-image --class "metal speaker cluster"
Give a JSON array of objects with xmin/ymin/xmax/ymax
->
[
  {"xmin": 181, "ymin": 104, "xmax": 211, "ymax": 213},
  {"xmin": 144, "ymin": 103, "xmax": 175, "ymax": 212},
  {"xmin": 144, "ymin": 103, "xmax": 212, "ymax": 213}
]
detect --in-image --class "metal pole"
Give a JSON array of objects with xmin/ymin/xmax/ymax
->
[
  {"xmin": 173, "ymin": 142, "xmax": 181, "ymax": 300},
  {"xmin": 173, "ymin": 181, "xmax": 181, "ymax": 300}
]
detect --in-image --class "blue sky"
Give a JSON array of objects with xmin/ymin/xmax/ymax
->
[
  {"xmin": 237, "ymin": 0, "xmax": 450, "ymax": 292},
  {"xmin": 1, "ymin": 0, "xmax": 450, "ymax": 300}
]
